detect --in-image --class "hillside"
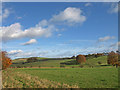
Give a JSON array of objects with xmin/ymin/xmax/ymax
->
[
  {"xmin": 12, "ymin": 57, "xmax": 49, "ymax": 63},
  {"xmin": 10, "ymin": 56, "xmax": 110, "ymax": 68},
  {"xmin": 3, "ymin": 68, "xmax": 118, "ymax": 88}
]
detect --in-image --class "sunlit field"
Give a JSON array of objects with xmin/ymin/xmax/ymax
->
[{"xmin": 3, "ymin": 67, "xmax": 118, "ymax": 88}]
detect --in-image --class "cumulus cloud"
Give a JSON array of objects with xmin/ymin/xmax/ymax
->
[
  {"xmin": 21, "ymin": 39, "xmax": 37, "ymax": 45},
  {"xmin": 108, "ymin": 3, "xmax": 118, "ymax": 13},
  {"xmin": 98, "ymin": 36, "xmax": 115, "ymax": 42},
  {"xmin": 50, "ymin": 7, "xmax": 86, "ymax": 25},
  {"xmin": 36, "ymin": 7, "xmax": 86, "ymax": 26},
  {"xmin": 85, "ymin": 3, "xmax": 92, "ymax": 7},
  {"xmin": 8, "ymin": 50, "xmax": 23, "ymax": 55},
  {"xmin": 36, "ymin": 19, "xmax": 48, "ymax": 27},
  {"xmin": 0, "ymin": 22, "xmax": 55, "ymax": 42},
  {"xmin": 1, "ymin": 7, "xmax": 86, "ymax": 43}
]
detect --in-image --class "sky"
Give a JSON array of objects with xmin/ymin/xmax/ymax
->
[{"xmin": 0, "ymin": 2, "xmax": 119, "ymax": 59}]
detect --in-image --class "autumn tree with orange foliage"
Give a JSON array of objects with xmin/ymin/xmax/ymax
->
[
  {"xmin": 1, "ymin": 51, "xmax": 12, "ymax": 70},
  {"xmin": 107, "ymin": 51, "xmax": 120, "ymax": 68},
  {"xmin": 76, "ymin": 55, "xmax": 86, "ymax": 64}
]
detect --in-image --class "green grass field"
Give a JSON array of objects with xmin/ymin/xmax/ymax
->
[
  {"xmin": 11, "ymin": 59, "xmax": 74, "ymax": 67},
  {"xmin": 10, "ymin": 56, "xmax": 108, "ymax": 68},
  {"xmin": 12, "ymin": 57, "xmax": 49, "ymax": 63},
  {"xmin": 3, "ymin": 56, "xmax": 119, "ymax": 88},
  {"xmin": 3, "ymin": 67, "xmax": 118, "ymax": 88}
]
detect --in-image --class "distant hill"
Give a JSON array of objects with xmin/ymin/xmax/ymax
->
[
  {"xmin": 10, "ymin": 56, "xmax": 109, "ymax": 68},
  {"xmin": 12, "ymin": 57, "xmax": 49, "ymax": 63}
]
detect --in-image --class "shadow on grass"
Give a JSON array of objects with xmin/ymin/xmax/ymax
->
[
  {"xmin": 60, "ymin": 60, "xmax": 77, "ymax": 65},
  {"xmin": 100, "ymin": 65, "xmax": 111, "ymax": 66}
]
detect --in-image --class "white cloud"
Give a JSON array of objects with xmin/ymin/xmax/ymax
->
[
  {"xmin": 8, "ymin": 50, "xmax": 50, "ymax": 59},
  {"xmin": 113, "ymin": 42, "xmax": 120, "ymax": 47},
  {"xmin": 85, "ymin": 3, "xmax": 92, "ymax": 7},
  {"xmin": 108, "ymin": 3, "xmax": 118, "ymax": 13},
  {"xmin": 98, "ymin": 36, "xmax": 115, "ymax": 42},
  {"xmin": 110, "ymin": 43, "xmax": 117, "ymax": 47},
  {"xmin": 8, "ymin": 50, "xmax": 23, "ymax": 55},
  {"xmin": 50, "ymin": 7, "xmax": 86, "ymax": 25},
  {"xmin": 0, "ymin": 7, "xmax": 86, "ymax": 43},
  {"xmin": 22, "ymin": 39, "xmax": 37, "ymax": 45},
  {"xmin": 36, "ymin": 19, "xmax": 48, "ymax": 27},
  {"xmin": 47, "ymin": 45, "xmax": 116, "ymax": 58},
  {"xmin": 109, "ymin": 42, "xmax": 120, "ymax": 51},
  {"xmin": 8, "ymin": 43, "xmax": 118, "ymax": 59},
  {"xmin": 0, "ymin": 22, "xmax": 55, "ymax": 42},
  {"xmin": 15, "ymin": 52, "xmax": 35, "ymax": 57},
  {"xmin": 3, "ymin": 9, "xmax": 10, "ymax": 19},
  {"xmin": 57, "ymin": 34, "xmax": 62, "ymax": 37},
  {"xmin": 9, "ymin": 51, "xmax": 36, "ymax": 59},
  {"xmin": 36, "ymin": 7, "xmax": 87, "ymax": 27},
  {"xmin": 0, "ymin": 8, "xmax": 10, "ymax": 23}
]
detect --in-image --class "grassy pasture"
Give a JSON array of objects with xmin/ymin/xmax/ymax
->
[
  {"xmin": 3, "ymin": 56, "xmax": 119, "ymax": 88},
  {"xmin": 12, "ymin": 58, "xmax": 27, "ymax": 63},
  {"xmin": 3, "ymin": 67, "xmax": 118, "ymax": 88},
  {"xmin": 12, "ymin": 57, "xmax": 49, "ymax": 63},
  {"xmin": 2, "ymin": 68, "xmax": 78, "ymax": 88},
  {"xmin": 10, "ymin": 56, "xmax": 109, "ymax": 68},
  {"xmin": 11, "ymin": 59, "xmax": 74, "ymax": 67}
]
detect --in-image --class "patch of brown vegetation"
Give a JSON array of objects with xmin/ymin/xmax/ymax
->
[{"xmin": 2, "ymin": 69, "xmax": 79, "ymax": 88}]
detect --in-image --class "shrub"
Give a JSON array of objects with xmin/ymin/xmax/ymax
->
[
  {"xmin": 24, "ymin": 66, "xmax": 26, "ymax": 68},
  {"xmin": 60, "ymin": 64, "xmax": 65, "ymax": 68},
  {"xmin": 107, "ymin": 51, "xmax": 118, "ymax": 67},
  {"xmin": 96, "ymin": 53, "xmax": 104, "ymax": 57},
  {"xmin": 89, "ymin": 65, "xmax": 94, "ymax": 68},
  {"xmin": 98, "ymin": 61, "xmax": 102, "ymax": 65},
  {"xmin": 39, "ymin": 66, "xmax": 41, "ymax": 68},
  {"xmin": 22, "ymin": 62, "xmax": 25, "ymax": 64},
  {"xmin": 118, "ymin": 62, "xmax": 120, "ymax": 67},
  {"xmin": 79, "ymin": 65, "xmax": 84, "ymax": 68},
  {"xmin": 17, "ymin": 66, "xmax": 21, "ymax": 68},
  {"xmin": 1, "ymin": 51, "xmax": 12, "ymax": 70},
  {"xmin": 27, "ymin": 57, "xmax": 38, "ymax": 63},
  {"xmin": 95, "ymin": 55, "xmax": 98, "ymax": 58},
  {"xmin": 71, "ymin": 66, "xmax": 75, "ymax": 68},
  {"xmin": 76, "ymin": 55, "xmax": 86, "ymax": 64},
  {"xmin": 51, "ymin": 66, "xmax": 54, "ymax": 68},
  {"xmin": 87, "ymin": 63, "xmax": 94, "ymax": 68},
  {"xmin": 71, "ymin": 56, "xmax": 76, "ymax": 59}
]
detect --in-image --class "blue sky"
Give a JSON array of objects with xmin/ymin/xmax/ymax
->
[{"xmin": 1, "ymin": 2, "xmax": 118, "ymax": 59}]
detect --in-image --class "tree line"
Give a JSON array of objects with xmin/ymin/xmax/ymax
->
[{"xmin": 0, "ymin": 50, "xmax": 120, "ymax": 70}]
